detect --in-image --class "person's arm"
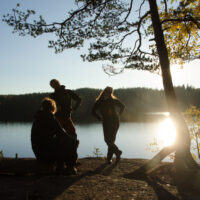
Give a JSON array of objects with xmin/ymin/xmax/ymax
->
[
  {"xmin": 49, "ymin": 115, "xmax": 69, "ymax": 137},
  {"xmin": 114, "ymin": 99, "xmax": 125, "ymax": 115},
  {"xmin": 69, "ymin": 90, "xmax": 81, "ymax": 111},
  {"xmin": 92, "ymin": 102, "xmax": 102, "ymax": 121}
]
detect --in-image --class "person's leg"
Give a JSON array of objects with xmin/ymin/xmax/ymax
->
[
  {"xmin": 104, "ymin": 134, "xmax": 121, "ymax": 162},
  {"xmin": 65, "ymin": 151, "xmax": 78, "ymax": 175},
  {"xmin": 104, "ymin": 118, "xmax": 122, "ymax": 164},
  {"xmin": 55, "ymin": 160, "xmax": 65, "ymax": 174},
  {"xmin": 40, "ymin": 140, "xmax": 63, "ymax": 174},
  {"xmin": 59, "ymin": 135, "xmax": 79, "ymax": 174},
  {"xmin": 106, "ymin": 137, "xmax": 122, "ymax": 164},
  {"xmin": 65, "ymin": 139, "xmax": 79, "ymax": 166},
  {"xmin": 106, "ymin": 146, "xmax": 113, "ymax": 164},
  {"xmin": 112, "ymin": 124, "xmax": 122, "ymax": 164},
  {"xmin": 103, "ymin": 121, "xmax": 116, "ymax": 163},
  {"xmin": 65, "ymin": 118, "xmax": 77, "ymax": 139}
]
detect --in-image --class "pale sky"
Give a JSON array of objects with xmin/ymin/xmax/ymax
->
[{"xmin": 0, "ymin": 0, "xmax": 199, "ymax": 95}]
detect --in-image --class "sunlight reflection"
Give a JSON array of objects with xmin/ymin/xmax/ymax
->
[{"xmin": 157, "ymin": 117, "xmax": 176, "ymax": 147}]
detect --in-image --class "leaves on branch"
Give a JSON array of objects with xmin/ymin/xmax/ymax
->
[
  {"xmin": 159, "ymin": 0, "xmax": 200, "ymax": 65},
  {"xmin": 2, "ymin": 0, "xmax": 200, "ymax": 73}
]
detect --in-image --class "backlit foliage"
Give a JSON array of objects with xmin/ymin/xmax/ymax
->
[
  {"xmin": 160, "ymin": 0, "xmax": 200, "ymax": 66},
  {"xmin": 2, "ymin": 1, "xmax": 160, "ymax": 74},
  {"xmin": 2, "ymin": 0, "xmax": 200, "ymax": 72},
  {"xmin": 183, "ymin": 105, "xmax": 200, "ymax": 160}
]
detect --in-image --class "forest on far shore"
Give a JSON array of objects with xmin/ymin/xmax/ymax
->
[{"xmin": 0, "ymin": 86, "xmax": 199, "ymax": 123}]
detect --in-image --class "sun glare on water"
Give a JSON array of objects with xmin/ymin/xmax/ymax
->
[{"xmin": 157, "ymin": 117, "xmax": 176, "ymax": 147}]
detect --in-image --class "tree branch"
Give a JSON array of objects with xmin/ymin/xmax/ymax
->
[
  {"xmin": 162, "ymin": 16, "xmax": 200, "ymax": 29},
  {"xmin": 118, "ymin": 0, "xmax": 133, "ymax": 26}
]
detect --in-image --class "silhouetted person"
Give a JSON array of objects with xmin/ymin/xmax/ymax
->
[
  {"xmin": 49, "ymin": 79, "xmax": 81, "ymax": 139},
  {"xmin": 92, "ymin": 86, "xmax": 125, "ymax": 164},
  {"xmin": 31, "ymin": 97, "xmax": 79, "ymax": 174}
]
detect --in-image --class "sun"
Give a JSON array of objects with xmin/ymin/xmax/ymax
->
[{"xmin": 157, "ymin": 117, "xmax": 176, "ymax": 147}]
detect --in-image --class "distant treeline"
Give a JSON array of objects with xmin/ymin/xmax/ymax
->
[{"xmin": 0, "ymin": 86, "xmax": 200, "ymax": 123}]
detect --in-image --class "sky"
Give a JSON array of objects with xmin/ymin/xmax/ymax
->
[{"xmin": 0, "ymin": 0, "xmax": 200, "ymax": 95}]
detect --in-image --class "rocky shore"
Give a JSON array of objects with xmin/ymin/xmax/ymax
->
[{"xmin": 0, "ymin": 157, "xmax": 188, "ymax": 200}]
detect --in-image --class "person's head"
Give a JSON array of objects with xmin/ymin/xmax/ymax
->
[
  {"xmin": 103, "ymin": 86, "xmax": 113, "ymax": 98},
  {"xmin": 41, "ymin": 97, "xmax": 57, "ymax": 114},
  {"xmin": 96, "ymin": 86, "xmax": 116, "ymax": 101},
  {"xmin": 50, "ymin": 79, "xmax": 60, "ymax": 90}
]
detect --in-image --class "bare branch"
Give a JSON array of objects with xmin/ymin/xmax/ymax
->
[
  {"xmin": 135, "ymin": 11, "xmax": 150, "ymax": 51},
  {"xmin": 118, "ymin": 0, "xmax": 134, "ymax": 26},
  {"xmin": 163, "ymin": 0, "xmax": 168, "ymax": 13},
  {"xmin": 184, "ymin": 22, "xmax": 191, "ymax": 56},
  {"xmin": 138, "ymin": 0, "xmax": 146, "ymax": 18}
]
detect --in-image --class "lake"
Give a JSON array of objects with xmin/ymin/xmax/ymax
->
[{"xmin": 0, "ymin": 119, "xmax": 176, "ymax": 161}]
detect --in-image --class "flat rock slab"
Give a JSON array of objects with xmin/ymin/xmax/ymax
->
[
  {"xmin": 0, "ymin": 158, "xmax": 181, "ymax": 199},
  {"xmin": 0, "ymin": 158, "xmax": 53, "ymax": 175}
]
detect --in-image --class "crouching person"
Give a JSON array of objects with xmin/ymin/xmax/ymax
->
[{"xmin": 31, "ymin": 97, "xmax": 79, "ymax": 174}]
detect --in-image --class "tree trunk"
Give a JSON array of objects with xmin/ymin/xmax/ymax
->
[
  {"xmin": 135, "ymin": 0, "xmax": 200, "ymax": 193},
  {"xmin": 148, "ymin": 0, "xmax": 190, "ymax": 147}
]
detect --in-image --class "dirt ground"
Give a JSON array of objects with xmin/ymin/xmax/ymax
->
[{"xmin": 0, "ymin": 157, "xmax": 191, "ymax": 200}]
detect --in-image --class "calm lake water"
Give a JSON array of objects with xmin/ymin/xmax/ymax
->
[{"xmin": 0, "ymin": 120, "xmax": 175, "ymax": 160}]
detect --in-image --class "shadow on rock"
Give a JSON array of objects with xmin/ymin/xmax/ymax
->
[{"xmin": 123, "ymin": 169, "xmax": 179, "ymax": 200}]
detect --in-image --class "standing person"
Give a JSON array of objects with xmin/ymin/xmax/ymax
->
[
  {"xmin": 49, "ymin": 79, "xmax": 81, "ymax": 139},
  {"xmin": 31, "ymin": 97, "xmax": 79, "ymax": 174},
  {"xmin": 92, "ymin": 86, "xmax": 125, "ymax": 164}
]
